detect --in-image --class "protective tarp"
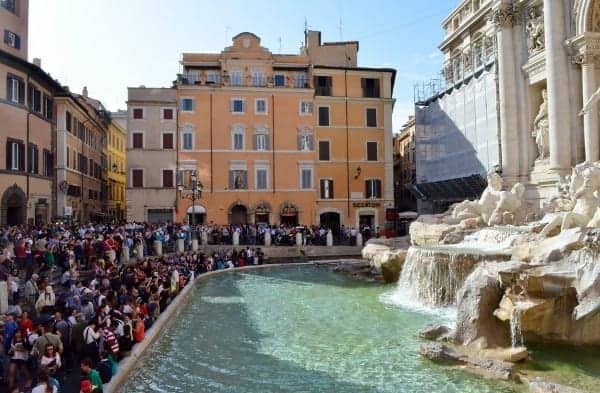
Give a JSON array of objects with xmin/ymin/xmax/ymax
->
[{"xmin": 415, "ymin": 64, "xmax": 500, "ymax": 186}]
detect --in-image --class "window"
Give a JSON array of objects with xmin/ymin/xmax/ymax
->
[
  {"xmin": 252, "ymin": 71, "xmax": 265, "ymax": 87},
  {"xmin": 89, "ymin": 158, "xmax": 93, "ymax": 176},
  {"xmin": 132, "ymin": 132, "xmax": 144, "ymax": 149},
  {"xmin": 231, "ymin": 99, "xmax": 245, "ymax": 113},
  {"xmin": 299, "ymin": 101, "xmax": 313, "ymax": 115},
  {"xmin": 233, "ymin": 132, "xmax": 244, "ymax": 150},
  {"xmin": 180, "ymin": 98, "xmax": 195, "ymax": 112},
  {"xmin": 7, "ymin": 75, "xmax": 25, "ymax": 104},
  {"xmin": 365, "ymin": 179, "xmax": 382, "ymax": 198},
  {"xmin": 43, "ymin": 95, "xmax": 53, "ymax": 119},
  {"xmin": 206, "ymin": 72, "xmax": 220, "ymax": 85},
  {"xmin": 132, "ymin": 108, "xmax": 144, "ymax": 119},
  {"xmin": 66, "ymin": 111, "xmax": 72, "ymax": 132},
  {"xmin": 230, "ymin": 70, "xmax": 242, "ymax": 86},
  {"xmin": 296, "ymin": 72, "xmax": 308, "ymax": 88},
  {"xmin": 67, "ymin": 185, "xmax": 80, "ymax": 197},
  {"xmin": 162, "ymin": 133, "xmax": 174, "ymax": 149},
  {"xmin": 229, "ymin": 170, "xmax": 248, "ymax": 190},
  {"xmin": 182, "ymin": 131, "xmax": 193, "ymax": 150},
  {"xmin": 320, "ymin": 179, "xmax": 334, "ymax": 199},
  {"xmin": 27, "ymin": 83, "xmax": 42, "ymax": 112},
  {"xmin": 314, "ymin": 76, "xmax": 332, "ymax": 96},
  {"xmin": 4, "ymin": 30, "xmax": 20, "ymax": 49},
  {"xmin": 361, "ymin": 78, "xmax": 380, "ymax": 98},
  {"xmin": 66, "ymin": 148, "xmax": 69, "ymax": 169},
  {"xmin": 254, "ymin": 133, "xmax": 268, "ymax": 151},
  {"xmin": 6, "ymin": 139, "xmax": 24, "ymax": 171},
  {"xmin": 298, "ymin": 134, "xmax": 313, "ymax": 151},
  {"xmin": 366, "ymin": 108, "xmax": 377, "ymax": 127},
  {"xmin": 274, "ymin": 74, "xmax": 285, "ymax": 87},
  {"xmin": 26, "ymin": 144, "xmax": 38, "ymax": 174},
  {"xmin": 300, "ymin": 168, "xmax": 313, "ymax": 189},
  {"xmin": 256, "ymin": 168, "xmax": 268, "ymax": 190},
  {"xmin": 162, "ymin": 170, "xmax": 174, "ymax": 188},
  {"xmin": 0, "ymin": 0, "xmax": 16, "ymax": 13},
  {"xmin": 43, "ymin": 150, "xmax": 53, "ymax": 177},
  {"xmin": 132, "ymin": 169, "xmax": 144, "ymax": 188},
  {"xmin": 318, "ymin": 140, "xmax": 330, "ymax": 161},
  {"xmin": 318, "ymin": 107, "xmax": 330, "ymax": 126},
  {"xmin": 367, "ymin": 141, "xmax": 378, "ymax": 161},
  {"xmin": 255, "ymin": 99, "xmax": 267, "ymax": 114},
  {"xmin": 163, "ymin": 108, "xmax": 173, "ymax": 120}
]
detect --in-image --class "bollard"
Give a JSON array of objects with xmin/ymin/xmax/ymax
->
[
  {"xmin": 356, "ymin": 232, "xmax": 363, "ymax": 248},
  {"xmin": 264, "ymin": 230, "xmax": 272, "ymax": 247},
  {"xmin": 191, "ymin": 238, "xmax": 199, "ymax": 251},
  {"xmin": 121, "ymin": 245, "xmax": 130, "ymax": 265},
  {"xmin": 201, "ymin": 230, "xmax": 208, "ymax": 246},
  {"xmin": 0, "ymin": 281, "xmax": 8, "ymax": 314},
  {"xmin": 296, "ymin": 232, "xmax": 302, "ymax": 246},
  {"xmin": 154, "ymin": 240, "xmax": 163, "ymax": 257},
  {"xmin": 177, "ymin": 239, "xmax": 185, "ymax": 253},
  {"xmin": 326, "ymin": 230, "xmax": 333, "ymax": 247},
  {"xmin": 135, "ymin": 244, "xmax": 144, "ymax": 262},
  {"xmin": 233, "ymin": 231, "xmax": 240, "ymax": 246}
]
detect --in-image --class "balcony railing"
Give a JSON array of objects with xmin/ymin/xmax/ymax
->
[{"xmin": 177, "ymin": 73, "xmax": 312, "ymax": 89}]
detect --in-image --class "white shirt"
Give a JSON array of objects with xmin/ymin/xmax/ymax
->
[{"xmin": 32, "ymin": 384, "xmax": 57, "ymax": 393}]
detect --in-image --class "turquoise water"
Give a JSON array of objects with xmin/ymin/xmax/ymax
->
[{"xmin": 119, "ymin": 266, "xmax": 520, "ymax": 393}]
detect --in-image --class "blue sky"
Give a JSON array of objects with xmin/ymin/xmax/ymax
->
[{"xmin": 29, "ymin": 0, "xmax": 455, "ymax": 131}]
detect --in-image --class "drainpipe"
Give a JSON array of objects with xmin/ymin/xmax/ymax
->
[
  {"xmin": 210, "ymin": 93, "xmax": 213, "ymax": 193},
  {"xmin": 345, "ymin": 70, "xmax": 350, "ymax": 219},
  {"xmin": 271, "ymin": 94, "xmax": 275, "ymax": 193},
  {"xmin": 26, "ymin": 74, "xmax": 31, "ymax": 223},
  {"xmin": 176, "ymin": 98, "xmax": 180, "ymax": 221}
]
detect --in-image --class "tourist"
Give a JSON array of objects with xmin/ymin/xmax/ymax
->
[
  {"xmin": 31, "ymin": 367, "xmax": 58, "ymax": 393},
  {"xmin": 39, "ymin": 343, "xmax": 61, "ymax": 378},
  {"xmin": 81, "ymin": 358, "xmax": 103, "ymax": 392},
  {"xmin": 35, "ymin": 285, "xmax": 56, "ymax": 314},
  {"xmin": 7, "ymin": 330, "xmax": 31, "ymax": 391}
]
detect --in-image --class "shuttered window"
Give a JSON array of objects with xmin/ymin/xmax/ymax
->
[
  {"xmin": 6, "ymin": 74, "xmax": 25, "ymax": 104},
  {"xmin": 300, "ymin": 168, "xmax": 312, "ymax": 189},
  {"xmin": 256, "ymin": 169, "xmax": 268, "ymax": 190},
  {"xmin": 163, "ymin": 108, "xmax": 173, "ymax": 119},
  {"xmin": 132, "ymin": 133, "xmax": 143, "ymax": 148},
  {"xmin": 298, "ymin": 134, "xmax": 313, "ymax": 151},
  {"xmin": 132, "ymin": 108, "xmax": 144, "ymax": 119},
  {"xmin": 231, "ymin": 99, "xmax": 245, "ymax": 113},
  {"xmin": 43, "ymin": 149, "xmax": 53, "ymax": 177},
  {"xmin": 28, "ymin": 85, "xmax": 41, "ymax": 112},
  {"xmin": 6, "ymin": 139, "xmax": 24, "ymax": 171},
  {"xmin": 365, "ymin": 179, "xmax": 382, "ymax": 198},
  {"xmin": 182, "ymin": 132, "xmax": 193, "ymax": 150},
  {"xmin": 367, "ymin": 141, "xmax": 378, "ymax": 161},
  {"xmin": 318, "ymin": 140, "xmax": 330, "ymax": 161},
  {"xmin": 254, "ymin": 134, "xmax": 269, "ymax": 151},
  {"xmin": 318, "ymin": 107, "xmax": 329, "ymax": 126},
  {"xmin": 366, "ymin": 108, "xmax": 377, "ymax": 127},
  {"xmin": 162, "ymin": 133, "xmax": 174, "ymax": 149},
  {"xmin": 27, "ymin": 144, "xmax": 38, "ymax": 174},
  {"xmin": 320, "ymin": 179, "xmax": 334, "ymax": 199},
  {"xmin": 66, "ymin": 111, "xmax": 72, "ymax": 131},
  {"xmin": 229, "ymin": 170, "xmax": 248, "ymax": 190},
  {"xmin": 163, "ymin": 170, "xmax": 174, "ymax": 188},
  {"xmin": 132, "ymin": 169, "xmax": 144, "ymax": 188}
]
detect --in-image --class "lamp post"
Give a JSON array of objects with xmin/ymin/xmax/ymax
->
[{"xmin": 177, "ymin": 170, "xmax": 203, "ymax": 249}]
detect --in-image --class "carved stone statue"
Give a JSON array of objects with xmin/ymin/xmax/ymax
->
[
  {"xmin": 488, "ymin": 183, "xmax": 526, "ymax": 226},
  {"xmin": 540, "ymin": 166, "xmax": 600, "ymax": 237},
  {"xmin": 532, "ymin": 89, "xmax": 550, "ymax": 161},
  {"xmin": 525, "ymin": 8, "xmax": 545, "ymax": 55},
  {"xmin": 449, "ymin": 172, "xmax": 503, "ymax": 225}
]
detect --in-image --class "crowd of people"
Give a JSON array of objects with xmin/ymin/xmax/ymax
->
[{"xmin": 0, "ymin": 222, "xmax": 270, "ymax": 393}]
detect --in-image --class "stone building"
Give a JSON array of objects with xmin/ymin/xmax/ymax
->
[
  {"xmin": 175, "ymin": 30, "xmax": 395, "ymax": 230},
  {"xmin": 414, "ymin": 0, "xmax": 600, "ymax": 212},
  {"xmin": 54, "ymin": 88, "xmax": 110, "ymax": 223},
  {"xmin": 393, "ymin": 116, "xmax": 416, "ymax": 212},
  {"xmin": 0, "ymin": 0, "xmax": 62, "ymax": 225},
  {"xmin": 107, "ymin": 117, "xmax": 126, "ymax": 221},
  {"xmin": 126, "ymin": 87, "xmax": 178, "ymax": 223}
]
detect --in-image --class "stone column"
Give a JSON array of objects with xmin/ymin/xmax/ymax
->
[
  {"xmin": 492, "ymin": 3, "xmax": 520, "ymax": 182},
  {"xmin": 581, "ymin": 55, "xmax": 600, "ymax": 162},
  {"xmin": 543, "ymin": 0, "xmax": 572, "ymax": 170}
]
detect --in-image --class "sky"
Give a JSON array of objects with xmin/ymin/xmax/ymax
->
[{"xmin": 29, "ymin": 0, "xmax": 456, "ymax": 131}]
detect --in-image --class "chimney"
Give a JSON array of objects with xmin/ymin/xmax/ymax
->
[
  {"xmin": 305, "ymin": 30, "xmax": 321, "ymax": 49},
  {"xmin": 33, "ymin": 58, "xmax": 42, "ymax": 68},
  {"xmin": 82, "ymin": 86, "xmax": 88, "ymax": 97}
]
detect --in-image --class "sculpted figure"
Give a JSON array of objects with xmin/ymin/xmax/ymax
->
[
  {"xmin": 532, "ymin": 89, "xmax": 549, "ymax": 161},
  {"xmin": 525, "ymin": 8, "xmax": 544, "ymax": 54},
  {"xmin": 450, "ymin": 172, "xmax": 503, "ymax": 224},
  {"xmin": 488, "ymin": 183, "xmax": 526, "ymax": 226},
  {"xmin": 540, "ymin": 167, "xmax": 600, "ymax": 237}
]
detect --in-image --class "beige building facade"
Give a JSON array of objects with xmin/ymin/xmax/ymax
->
[
  {"xmin": 107, "ymin": 118, "xmax": 126, "ymax": 221},
  {"xmin": 175, "ymin": 31, "xmax": 395, "ymax": 230},
  {"xmin": 0, "ymin": 0, "xmax": 28, "ymax": 60},
  {"xmin": 126, "ymin": 87, "xmax": 177, "ymax": 223}
]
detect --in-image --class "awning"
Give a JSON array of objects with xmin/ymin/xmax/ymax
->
[
  {"xmin": 397, "ymin": 211, "xmax": 418, "ymax": 219},
  {"xmin": 187, "ymin": 205, "xmax": 206, "ymax": 214},
  {"xmin": 410, "ymin": 174, "xmax": 487, "ymax": 202}
]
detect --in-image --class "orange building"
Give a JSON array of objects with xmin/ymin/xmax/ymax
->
[{"xmin": 175, "ymin": 31, "xmax": 395, "ymax": 231}]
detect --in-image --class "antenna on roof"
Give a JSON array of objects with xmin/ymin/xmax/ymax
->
[
  {"xmin": 338, "ymin": 17, "xmax": 343, "ymax": 40},
  {"xmin": 278, "ymin": 37, "xmax": 282, "ymax": 52},
  {"xmin": 304, "ymin": 17, "xmax": 308, "ymax": 35}
]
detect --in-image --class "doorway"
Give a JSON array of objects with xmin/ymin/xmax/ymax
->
[
  {"xmin": 1, "ymin": 185, "xmax": 26, "ymax": 226},
  {"xmin": 230, "ymin": 204, "xmax": 248, "ymax": 225},
  {"xmin": 320, "ymin": 212, "xmax": 341, "ymax": 235}
]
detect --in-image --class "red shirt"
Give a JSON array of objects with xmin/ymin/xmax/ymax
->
[
  {"xmin": 134, "ymin": 320, "xmax": 145, "ymax": 343},
  {"xmin": 20, "ymin": 318, "xmax": 33, "ymax": 335},
  {"xmin": 15, "ymin": 242, "xmax": 26, "ymax": 258}
]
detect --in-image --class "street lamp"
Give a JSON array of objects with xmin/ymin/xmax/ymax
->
[{"xmin": 177, "ymin": 170, "xmax": 203, "ymax": 238}]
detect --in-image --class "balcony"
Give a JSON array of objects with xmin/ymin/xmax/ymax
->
[{"xmin": 177, "ymin": 73, "xmax": 312, "ymax": 89}]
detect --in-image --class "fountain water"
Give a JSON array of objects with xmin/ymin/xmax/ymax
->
[{"xmin": 510, "ymin": 307, "xmax": 524, "ymax": 348}]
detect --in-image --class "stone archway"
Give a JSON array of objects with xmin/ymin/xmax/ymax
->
[
  {"xmin": 1, "ymin": 184, "xmax": 27, "ymax": 226},
  {"xmin": 229, "ymin": 202, "xmax": 248, "ymax": 225}
]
